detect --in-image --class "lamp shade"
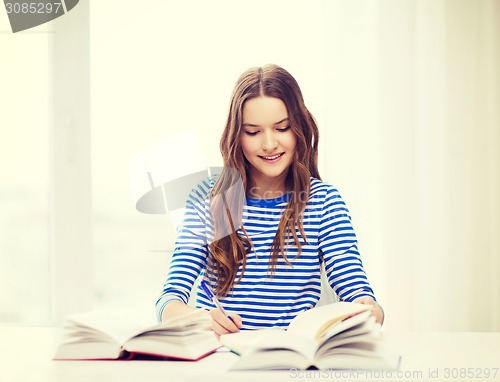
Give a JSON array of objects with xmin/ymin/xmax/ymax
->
[
  {"xmin": 129, "ymin": 132, "xmax": 243, "ymax": 239},
  {"xmin": 128, "ymin": 131, "xmax": 208, "ymax": 215}
]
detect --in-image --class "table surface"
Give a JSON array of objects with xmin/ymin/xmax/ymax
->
[{"xmin": 1, "ymin": 327, "xmax": 499, "ymax": 382}]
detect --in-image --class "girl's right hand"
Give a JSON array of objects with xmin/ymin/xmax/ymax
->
[{"xmin": 209, "ymin": 308, "xmax": 242, "ymax": 336}]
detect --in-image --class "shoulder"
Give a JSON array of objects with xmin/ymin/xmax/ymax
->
[
  {"xmin": 308, "ymin": 177, "xmax": 349, "ymax": 212},
  {"xmin": 186, "ymin": 175, "xmax": 217, "ymax": 207},
  {"xmin": 309, "ymin": 177, "xmax": 341, "ymax": 198}
]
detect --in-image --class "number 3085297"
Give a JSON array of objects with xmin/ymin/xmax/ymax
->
[{"xmin": 5, "ymin": 2, "xmax": 63, "ymax": 14}]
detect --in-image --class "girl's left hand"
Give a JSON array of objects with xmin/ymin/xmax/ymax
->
[{"xmin": 352, "ymin": 296, "xmax": 384, "ymax": 325}]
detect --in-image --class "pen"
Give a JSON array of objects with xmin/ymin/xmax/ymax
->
[{"xmin": 200, "ymin": 280, "xmax": 235, "ymax": 324}]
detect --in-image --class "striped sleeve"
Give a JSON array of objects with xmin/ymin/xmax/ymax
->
[
  {"xmin": 154, "ymin": 180, "xmax": 211, "ymax": 322},
  {"xmin": 318, "ymin": 186, "xmax": 375, "ymax": 302}
]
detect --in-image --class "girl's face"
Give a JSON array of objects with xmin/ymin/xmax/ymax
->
[{"xmin": 240, "ymin": 96, "xmax": 296, "ymax": 192}]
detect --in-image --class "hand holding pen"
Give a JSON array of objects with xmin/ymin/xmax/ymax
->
[{"xmin": 200, "ymin": 280, "xmax": 242, "ymax": 335}]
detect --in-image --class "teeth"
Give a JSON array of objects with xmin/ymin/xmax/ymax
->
[{"xmin": 262, "ymin": 154, "xmax": 282, "ymax": 160}]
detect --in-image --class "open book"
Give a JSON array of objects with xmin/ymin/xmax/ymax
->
[
  {"xmin": 54, "ymin": 309, "xmax": 220, "ymax": 361},
  {"xmin": 220, "ymin": 302, "xmax": 400, "ymax": 370}
]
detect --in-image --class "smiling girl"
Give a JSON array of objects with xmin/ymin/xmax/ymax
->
[{"xmin": 156, "ymin": 64, "xmax": 383, "ymax": 334}]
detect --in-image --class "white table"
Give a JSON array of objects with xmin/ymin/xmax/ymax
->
[{"xmin": 1, "ymin": 327, "xmax": 499, "ymax": 381}]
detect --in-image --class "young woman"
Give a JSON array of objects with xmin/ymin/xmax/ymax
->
[{"xmin": 156, "ymin": 64, "xmax": 383, "ymax": 335}]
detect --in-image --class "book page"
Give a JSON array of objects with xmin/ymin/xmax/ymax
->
[
  {"xmin": 65, "ymin": 308, "xmax": 156, "ymax": 345},
  {"xmin": 315, "ymin": 339, "xmax": 401, "ymax": 371},
  {"xmin": 317, "ymin": 333, "xmax": 380, "ymax": 358},
  {"xmin": 125, "ymin": 331, "xmax": 220, "ymax": 360},
  {"xmin": 331, "ymin": 315, "xmax": 379, "ymax": 341},
  {"xmin": 315, "ymin": 351, "xmax": 401, "ymax": 371},
  {"xmin": 221, "ymin": 329, "xmax": 317, "ymax": 360},
  {"xmin": 65, "ymin": 307, "xmax": 212, "ymax": 346},
  {"xmin": 319, "ymin": 340, "xmax": 380, "ymax": 357},
  {"xmin": 287, "ymin": 302, "xmax": 372, "ymax": 342},
  {"xmin": 318, "ymin": 310, "xmax": 373, "ymax": 342},
  {"xmin": 129, "ymin": 310, "xmax": 213, "ymax": 342},
  {"xmin": 229, "ymin": 349, "xmax": 312, "ymax": 371}
]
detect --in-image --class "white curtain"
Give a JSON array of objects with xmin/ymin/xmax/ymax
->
[{"xmin": 322, "ymin": 0, "xmax": 500, "ymax": 331}]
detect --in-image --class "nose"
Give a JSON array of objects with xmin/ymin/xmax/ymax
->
[{"xmin": 262, "ymin": 130, "xmax": 278, "ymax": 152}]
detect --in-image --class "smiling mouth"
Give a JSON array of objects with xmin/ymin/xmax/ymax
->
[{"xmin": 259, "ymin": 152, "xmax": 285, "ymax": 161}]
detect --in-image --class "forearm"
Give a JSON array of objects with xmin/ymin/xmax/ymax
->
[
  {"xmin": 161, "ymin": 300, "xmax": 199, "ymax": 322},
  {"xmin": 353, "ymin": 296, "xmax": 384, "ymax": 325}
]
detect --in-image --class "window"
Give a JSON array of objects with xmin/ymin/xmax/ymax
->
[{"xmin": 0, "ymin": 19, "xmax": 50, "ymax": 324}]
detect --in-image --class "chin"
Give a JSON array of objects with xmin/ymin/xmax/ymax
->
[{"xmin": 260, "ymin": 169, "xmax": 288, "ymax": 179}]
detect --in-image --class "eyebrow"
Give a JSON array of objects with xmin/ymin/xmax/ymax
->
[{"xmin": 242, "ymin": 117, "xmax": 289, "ymax": 128}]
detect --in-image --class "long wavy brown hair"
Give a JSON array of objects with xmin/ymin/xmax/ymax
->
[{"xmin": 207, "ymin": 64, "xmax": 321, "ymax": 297}]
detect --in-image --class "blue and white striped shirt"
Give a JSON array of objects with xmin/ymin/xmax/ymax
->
[{"xmin": 156, "ymin": 177, "xmax": 375, "ymax": 329}]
